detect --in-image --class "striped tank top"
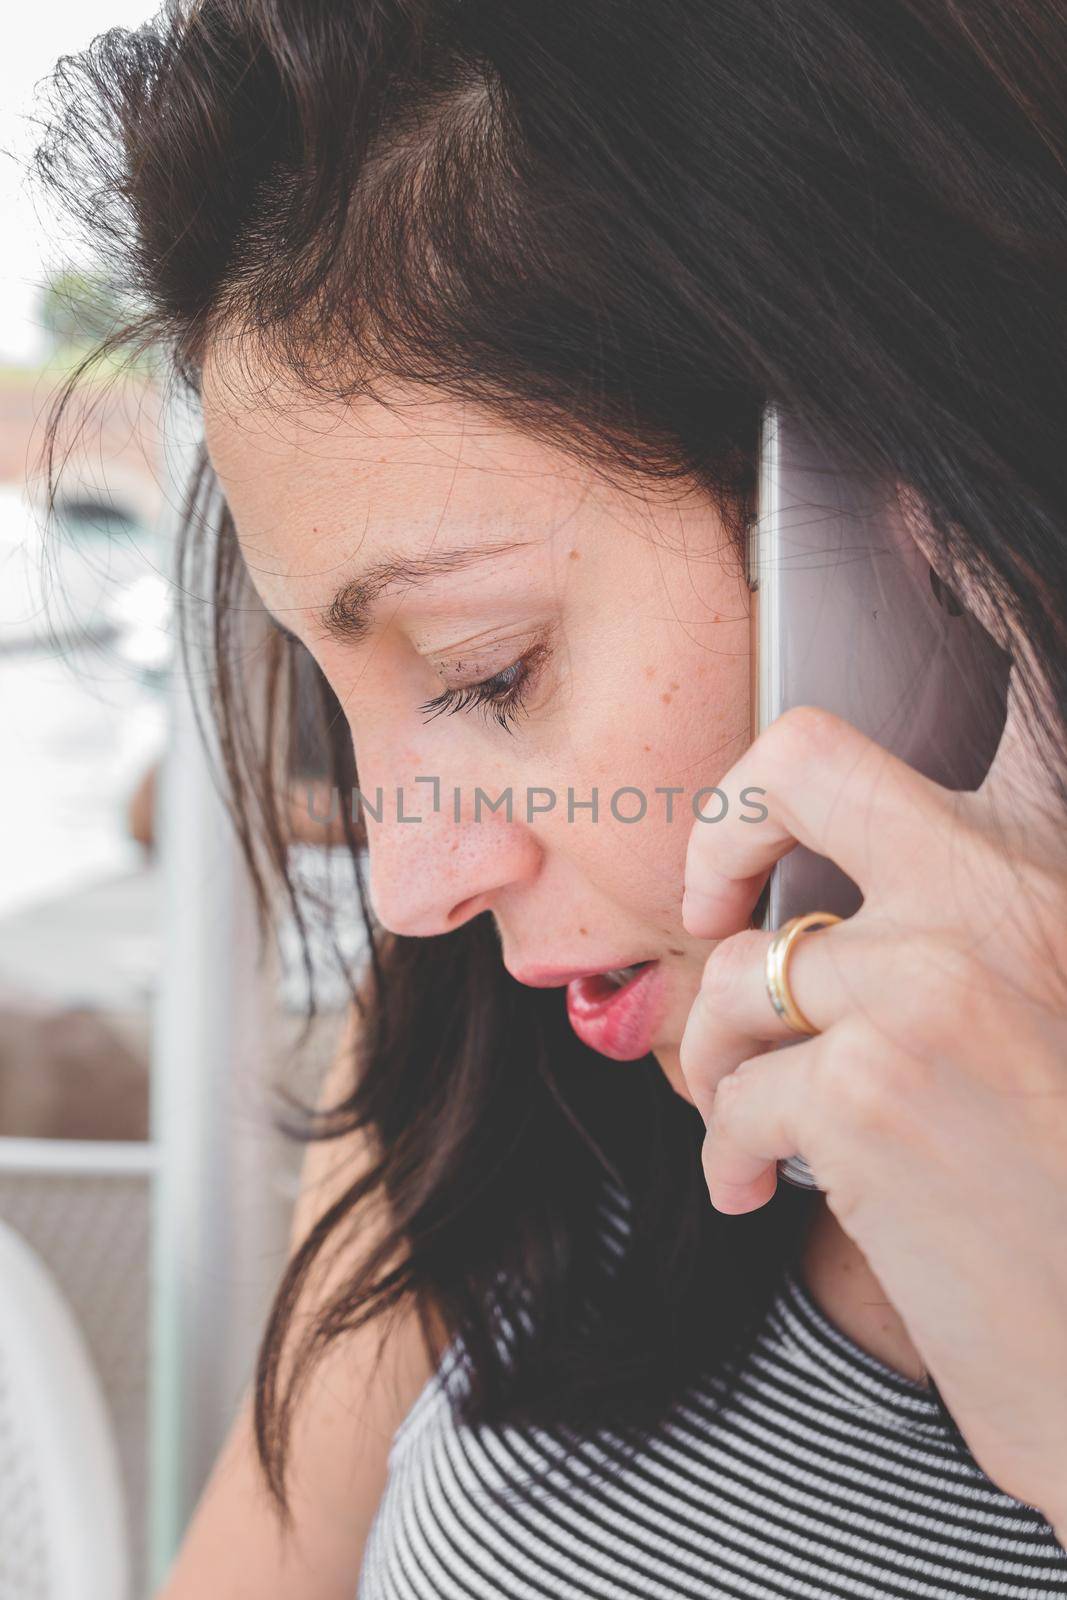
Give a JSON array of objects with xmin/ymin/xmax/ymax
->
[{"xmin": 358, "ymin": 1178, "xmax": 1067, "ymax": 1598}]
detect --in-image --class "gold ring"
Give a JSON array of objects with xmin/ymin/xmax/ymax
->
[{"xmin": 764, "ymin": 911, "xmax": 843, "ymax": 1036}]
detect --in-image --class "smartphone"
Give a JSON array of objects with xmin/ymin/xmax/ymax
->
[{"xmin": 749, "ymin": 402, "xmax": 1011, "ymax": 1191}]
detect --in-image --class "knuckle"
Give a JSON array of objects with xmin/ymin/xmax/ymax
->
[
  {"xmin": 811, "ymin": 1019, "xmax": 904, "ymax": 1131},
  {"xmin": 808, "ymin": 1020, "xmax": 862, "ymax": 1102},
  {"xmin": 918, "ymin": 932, "xmax": 983, "ymax": 992},
  {"xmin": 892, "ymin": 934, "xmax": 985, "ymax": 1054},
  {"xmin": 770, "ymin": 704, "xmax": 844, "ymax": 767},
  {"xmin": 707, "ymin": 1059, "xmax": 753, "ymax": 1132}
]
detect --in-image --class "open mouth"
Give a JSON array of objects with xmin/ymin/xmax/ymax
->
[
  {"xmin": 600, "ymin": 960, "xmax": 656, "ymax": 990},
  {"xmin": 565, "ymin": 959, "xmax": 667, "ymax": 1061}
]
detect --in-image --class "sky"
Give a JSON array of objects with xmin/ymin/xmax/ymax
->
[{"xmin": 0, "ymin": 0, "xmax": 155, "ymax": 364}]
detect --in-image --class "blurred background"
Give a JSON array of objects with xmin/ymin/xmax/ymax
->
[{"xmin": 0, "ymin": 8, "xmax": 366, "ymax": 1595}]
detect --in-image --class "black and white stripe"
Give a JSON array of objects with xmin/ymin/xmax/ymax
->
[{"xmin": 359, "ymin": 1180, "xmax": 1067, "ymax": 1598}]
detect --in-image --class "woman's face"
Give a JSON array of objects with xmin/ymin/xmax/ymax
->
[{"xmin": 202, "ymin": 361, "xmax": 751, "ymax": 1102}]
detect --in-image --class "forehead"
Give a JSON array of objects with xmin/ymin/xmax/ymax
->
[{"xmin": 199, "ymin": 344, "xmax": 611, "ymax": 552}]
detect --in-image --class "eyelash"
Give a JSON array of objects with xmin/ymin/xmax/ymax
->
[{"xmin": 418, "ymin": 642, "xmax": 548, "ymax": 734}]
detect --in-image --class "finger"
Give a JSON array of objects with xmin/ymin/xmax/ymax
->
[
  {"xmin": 680, "ymin": 921, "xmax": 851, "ymax": 1118},
  {"xmin": 685, "ymin": 918, "xmax": 998, "ymax": 1100},
  {"xmin": 684, "ymin": 705, "xmax": 947, "ymax": 938},
  {"xmin": 679, "ymin": 984, "xmax": 769, "ymax": 1122},
  {"xmin": 680, "ymin": 922, "xmax": 855, "ymax": 1113},
  {"xmin": 701, "ymin": 1037, "xmax": 819, "ymax": 1214},
  {"xmin": 683, "ymin": 866, "xmax": 773, "ymax": 941}
]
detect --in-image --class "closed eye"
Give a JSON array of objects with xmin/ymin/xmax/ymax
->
[{"xmin": 418, "ymin": 641, "xmax": 549, "ymax": 735}]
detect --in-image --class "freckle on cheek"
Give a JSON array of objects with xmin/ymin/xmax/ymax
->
[
  {"xmin": 578, "ymin": 927, "xmax": 588, "ymax": 936},
  {"xmin": 661, "ymin": 692, "xmax": 672, "ymax": 704},
  {"xmin": 569, "ymin": 549, "xmax": 580, "ymax": 561}
]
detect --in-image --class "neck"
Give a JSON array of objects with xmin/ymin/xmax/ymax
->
[{"xmin": 800, "ymin": 1198, "xmax": 928, "ymax": 1384}]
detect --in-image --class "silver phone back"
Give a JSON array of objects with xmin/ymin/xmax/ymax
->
[
  {"xmin": 750, "ymin": 403, "xmax": 1011, "ymax": 1188},
  {"xmin": 751, "ymin": 403, "xmax": 1010, "ymax": 927}
]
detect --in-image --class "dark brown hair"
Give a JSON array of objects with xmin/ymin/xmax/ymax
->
[{"xmin": 33, "ymin": 0, "xmax": 1066, "ymax": 1521}]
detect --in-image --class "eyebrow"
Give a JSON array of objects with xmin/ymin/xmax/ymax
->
[{"xmin": 317, "ymin": 538, "xmax": 538, "ymax": 644}]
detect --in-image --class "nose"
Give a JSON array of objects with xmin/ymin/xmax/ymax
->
[{"xmin": 362, "ymin": 791, "xmax": 541, "ymax": 938}]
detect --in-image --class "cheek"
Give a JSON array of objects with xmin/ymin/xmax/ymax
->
[
  {"xmin": 633, "ymin": 642, "xmax": 750, "ymax": 829},
  {"xmin": 559, "ymin": 643, "xmax": 749, "ymax": 914},
  {"xmin": 658, "ymin": 637, "xmax": 750, "ymax": 764}
]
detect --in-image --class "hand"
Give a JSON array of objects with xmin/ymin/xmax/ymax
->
[{"xmin": 678, "ymin": 677, "xmax": 1067, "ymax": 1528}]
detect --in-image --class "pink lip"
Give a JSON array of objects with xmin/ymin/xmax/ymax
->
[
  {"xmin": 565, "ymin": 961, "xmax": 667, "ymax": 1060},
  {"xmin": 507, "ymin": 961, "xmax": 652, "ymax": 988}
]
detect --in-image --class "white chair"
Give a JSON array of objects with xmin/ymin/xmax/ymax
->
[{"xmin": 0, "ymin": 1219, "xmax": 128, "ymax": 1600}]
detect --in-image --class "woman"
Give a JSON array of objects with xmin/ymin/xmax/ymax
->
[{"xmin": 36, "ymin": 1, "xmax": 1067, "ymax": 1594}]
